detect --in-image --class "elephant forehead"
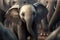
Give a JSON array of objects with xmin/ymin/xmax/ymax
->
[{"xmin": 20, "ymin": 5, "xmax": 36, "ymax": 13}]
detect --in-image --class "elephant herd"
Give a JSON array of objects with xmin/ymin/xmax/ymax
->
[{"xmin": 0, "ymin": 0, "xmax": 60, "ymax": 40}]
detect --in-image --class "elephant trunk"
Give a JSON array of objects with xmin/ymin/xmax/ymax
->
[{"xmin": 26, "ymin": 17, "xmax": 35, "ymax": 36}]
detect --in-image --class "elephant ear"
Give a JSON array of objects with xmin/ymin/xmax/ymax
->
[
  {"xmin": 33, "ymin": 2, "xmax": 48, "ymax": 19},
  {"xmin": 5, "ymin": 4, "xmax": 20, "ymax": 18}
]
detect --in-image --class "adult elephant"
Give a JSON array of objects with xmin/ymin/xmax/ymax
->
[
  {"xmin": 0, "ymin": 22, "xmax": 18, "ymax": 40},
  {"xmin": 4, "ymin": 3, "xmax": 48, "ymax": 40}
]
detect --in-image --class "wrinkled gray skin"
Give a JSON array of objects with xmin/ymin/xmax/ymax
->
[
  {"xmin": 0, "ymin": 22, "xmax": 18, "ymax": 40},
  {"xmin": 45, "ymin": 27, "xmax": 60, "ymax": 40}
]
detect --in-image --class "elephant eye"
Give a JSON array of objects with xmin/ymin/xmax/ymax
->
[{"xmin": 21, "ymin": 12, "xmax": 25, "ymax": 17}]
